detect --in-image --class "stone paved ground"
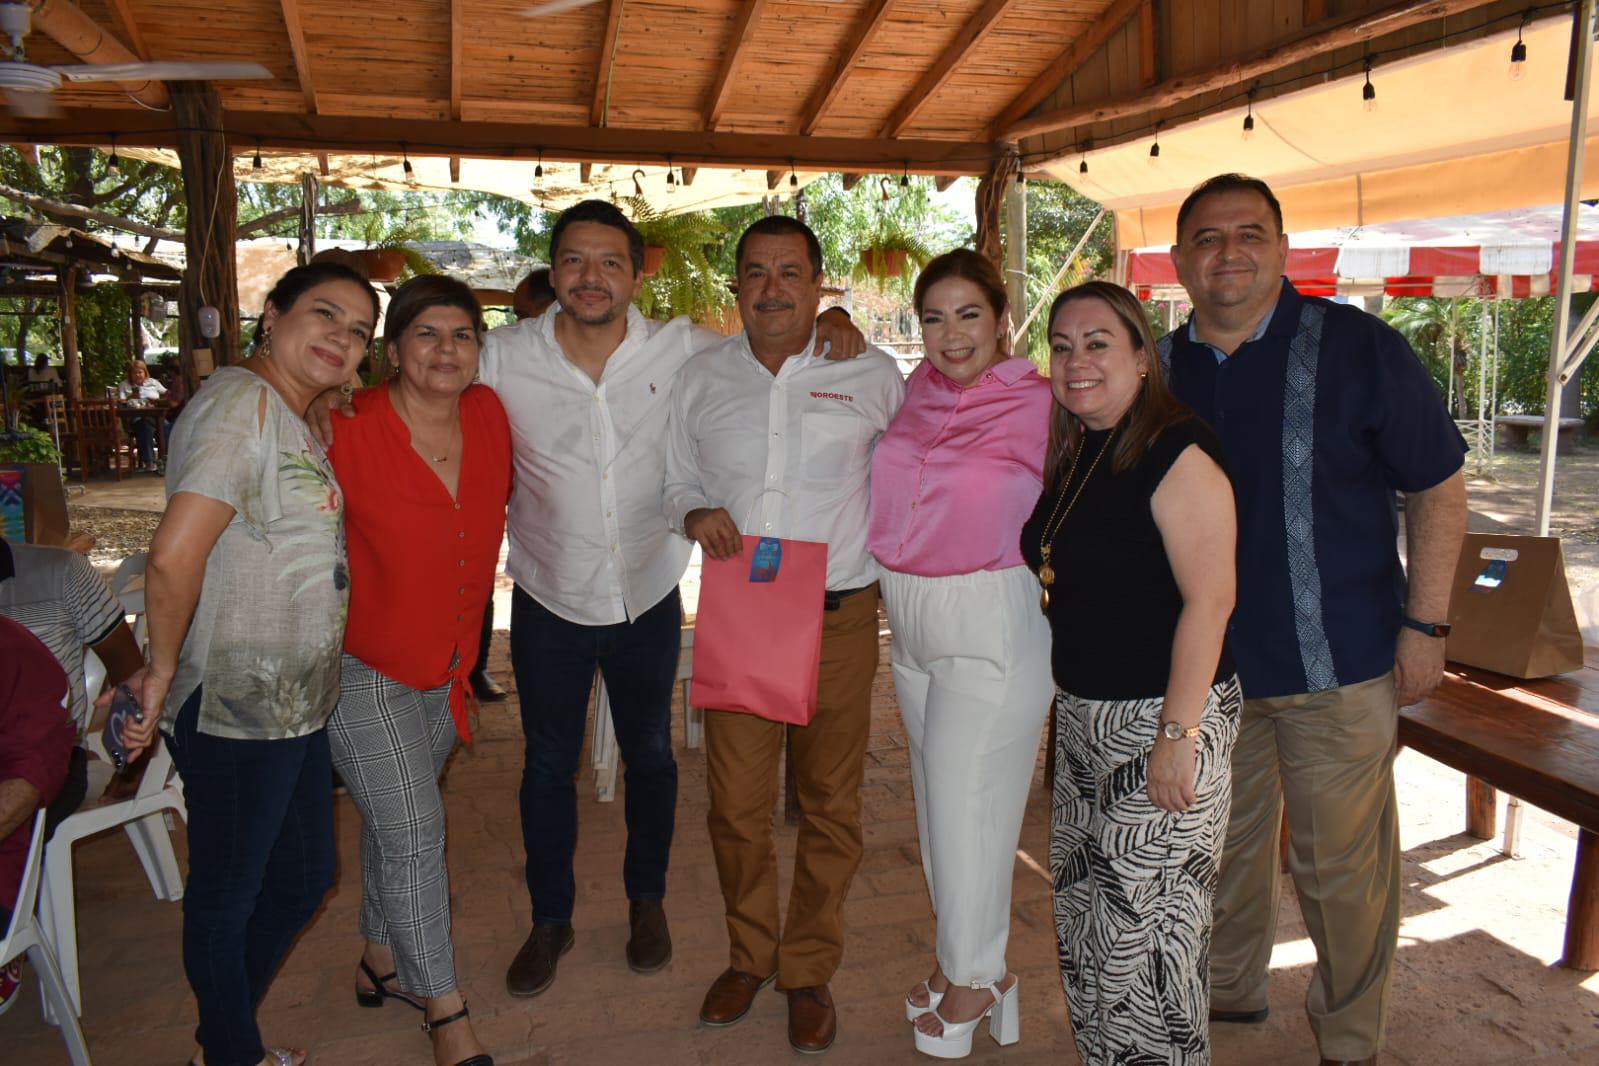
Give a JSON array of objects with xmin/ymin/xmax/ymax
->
[{"xmin": 5, "ymin": 626, "xmax": 1599, "ymax": 1066}]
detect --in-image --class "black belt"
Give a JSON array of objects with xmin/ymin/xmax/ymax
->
[{"xmin": 823, "ymin": 584, "xmax": 874, "ymax": 611}]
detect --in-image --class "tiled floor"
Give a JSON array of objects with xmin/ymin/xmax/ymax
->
[{"xmin": 5, "ymin": 631, "xmax": 1599, "ymax": 1065}]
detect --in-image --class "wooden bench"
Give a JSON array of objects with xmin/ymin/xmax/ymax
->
[
  {"xmin": 1494, "ymin": 415, "xmax": 1585, "ymax": 453},
  {"xmin": 1399, "ymin": 660, "xmax": 1599, "ymax": 970}
]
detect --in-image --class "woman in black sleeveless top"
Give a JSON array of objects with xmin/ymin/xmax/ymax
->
[{"xmin": 1019, "ymin": 281, "xmax": 1239, "ymax": 1066}]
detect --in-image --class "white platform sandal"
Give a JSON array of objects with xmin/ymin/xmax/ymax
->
[
  {"xmin": 911, "ymin": 977, "xmax": 1019, "ymax": 1060},
  {"xmin": 904, "ymin": 980, "xmax": 945, "ymax": 1021}
]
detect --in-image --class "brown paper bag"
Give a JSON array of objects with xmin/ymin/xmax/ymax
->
[
  {"xmin": 0, "ymin": 463, "xmax": 70, "ymax": 546},
  {"xmin": 1445, "ymin": 533, "xmax": 1585, "ymax": 678}
]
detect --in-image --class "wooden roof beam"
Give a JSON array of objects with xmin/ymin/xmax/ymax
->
[
  {"xmin": 800, "ymin": 0, "xmax": 896, "ymax": 136},
  {"xmin": 1138, "ymin": 0, "xmax": 1157, "ymax": 85},
  {"xmin": 590, "ymin": 0, "xmax": 626, "ymax": 127},
  {"xmin": 449, "ymin": 156, "xmax": 460, "ymax": 183},
  {"xmin": 881, "ymin": 0, "xmax": 1022, "ymax": 139},
  {"xmin": 1010, "ymin": 0, "xmax": 1503, "ymax": 144},
  {"xmin": 449, "ymin": 0, "xmax": 464, "ymax": 121},
  {"xmin": 102, "ymin": 0, "xmax": 151, "ymax": 60},
  {"xmin": 987, "ymin": 0, "xmax": 1142, "ymax": 139},
  {"xmin": 703, "ymin": 0, "xmax": 770, "ymax": 131},
  {"xmin": 9, "ymin": 108, "xmax": 999, "ymax": 176},
  {"xmin": 278, "ymin": 0, "xmax": 321, "ymax": 113}
]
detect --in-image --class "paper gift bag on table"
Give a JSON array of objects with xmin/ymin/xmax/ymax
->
[
  {"xmin": 1445, "ymin": 532, "xmax": 1585, "ymax": 678},
  {"xmin": 691, "ymin": 534, "xmax": 827, "ymax": 725},
  {"xmin": 0, "ymin": 463, "xmax": 68, "ymax": 545}
]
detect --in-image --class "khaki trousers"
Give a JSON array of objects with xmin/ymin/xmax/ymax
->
[
  {"xmin": 704, "ymin": 585, "xmax": 881, "ymax": 988},
  {"xmin": 1210, "ymin": 672, "xmax": 1402, "ymax": 1061}
]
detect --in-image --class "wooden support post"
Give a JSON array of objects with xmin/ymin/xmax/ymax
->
[
  {"xmin": 58, "ymin": 267, "xmax": 81, "ymax": 400},
  {"xmin": 1004, "ymin": 179, "xmax": 1026, "ymax": 336},
  {"xmin": 129, "ymin": 285, "xmax": 144, "ymax": 363},
  {"xmin": 973, "ymin": 154, "xmax": 1018, "ymax": 273},
  {"xmin": 1466, "ymin": 777, "xmax": 1497, "ymax": 839},
  {"xmin": 172, "ymin": 83, "xmax": 240, "ymax": 384},
  {"xmin": 1562, "ymin": 828, "xmax": 1599, "ymax": 970}
]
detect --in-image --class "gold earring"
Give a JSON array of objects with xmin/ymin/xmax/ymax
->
[{"xmin": 258, "ymin": 332, "xmax": 273, "ymax": 360}]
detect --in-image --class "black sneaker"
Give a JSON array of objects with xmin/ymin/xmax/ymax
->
[
  {"xmin": 626, "ymin": 900, "xmax": 672, "ymax": 973},
  {"xmin": 505, "ymin": 923, "xmax": 574, "ymax": 997}
]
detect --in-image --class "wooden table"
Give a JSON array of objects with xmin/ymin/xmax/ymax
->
[
  {"xmin": 115, "ymin": 400, "xmax": 173, "ymax": 467},
  {"xmin": 1399, "ymin": 658, "xmax": 1599, "ymax": 969}
]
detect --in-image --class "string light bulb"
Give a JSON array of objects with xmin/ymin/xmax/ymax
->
[
  {"xmin": 1242, "ymin": 91, "xmax": 1255, "ymax": 141},
  {"xmin": 107, "ymin": 137, "xmax": 120, "ymax": 177},
  {"xmin": 533, "ymin": 149, "xmax": 544, "ymax": 190},
  {"xmin": 789, "ymin": 162, "xmax": 798, "ymax": 190},
  {"xmin": 1148, "ymin": 125, "xmax": 1161, "ymax": 165},
  {"xmin": 900, "ymin": 162, "xmax": 909, "ymax": 190},
  {"xmin": 1078, "ymin": 157, "xmax": 1087, "ymax": 176},
  {"xmin": 1362, "ymin": 59, "xmax": 1377, "ymax": 113},
  {"xmin": 1509, "ymin": 18, "xmax": 1528, "ymax": 81},
  {"xmin": 252, "ymin": 141, "xmax": 263, "ymax": 171},
  {"xmin": 403, "ymin": 147, "xmax": 416, "ymax": 186},
  {"xmin": 666, "ymin": 159, "xmax": 676, "ymax": 193}
]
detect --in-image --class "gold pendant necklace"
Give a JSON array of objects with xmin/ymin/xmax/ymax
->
[{"xmin": 1036, "ymin": 427, "xmax": 1117, "ymax": 612}]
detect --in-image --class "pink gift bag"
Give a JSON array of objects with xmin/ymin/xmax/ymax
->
[{"xmin": 691, "ymin": 534, "xmax": 828, "ymax": 726}]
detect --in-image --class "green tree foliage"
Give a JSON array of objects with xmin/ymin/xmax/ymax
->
[
  {"xmin": 72, "ymin": 284, "xmax": 135, "ymax": 396},
  {"xmin": 1016, "ymin": 180, "xmax": 1116, "ymax": 366}
]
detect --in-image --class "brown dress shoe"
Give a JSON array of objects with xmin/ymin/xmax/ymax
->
[
  {"xmin": 699, "ymin": 967, "xmax": 775, "ymax": 1027},
  {"xmin": 786, "ymin": 984, "xmax": 837, "ymax": 1055},
  {"xmin": 626, "ymin": 900, "xmax": 672, "ymax": 973},
  {"xmin": 505, "ymin": 923, "xmax": 573, "ymax": 997}
]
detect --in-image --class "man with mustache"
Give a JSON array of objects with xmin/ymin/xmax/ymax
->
[
  {"xmin": 484, "ymin": 202, "xmax": 866, "ymax": 999},
  {"xmin": 1161, "ymin": 174, "xmax": 1467, "ymax": 1066},
  {"xmin": 665, "ymin": 216, "xmax": 905, "ymax": 1054}
]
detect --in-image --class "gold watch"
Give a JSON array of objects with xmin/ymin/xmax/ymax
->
[{"xmin": 1159, "ymin": 721, "xmax": 1202, "ymax": 741}]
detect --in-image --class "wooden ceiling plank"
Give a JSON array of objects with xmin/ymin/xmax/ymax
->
[
  {"xmin": 1304, "ymin": 0, "xmax": 1330, "ymax": 25},
  {"xmin": 10, "ymin": 107, "xmax": 997, "ymax": 176},
  {"xmin": 590, "ymin": 0, "xmax": 626, "ymax": 127},
  {"xmin": 987, "ymin": 0, "xmax": 1144, "ymax": 139},
  {"xmin": 102, "ymin": 0, "xmax": 152, "ymax": 60},
  {"xmin": 799, "ymin": 0, "xmax": 896, "ymax": 136},
  {"xmin": 450, "ymin": 0, "xmax": 464, "ymax": 121},
  {"xmin": 1011, "ymin": 0, "xmax": 1503, "ymax": 145},
  {"xmin": 1138, "ymin": 0, "xmax": 1157, "ymax": 86},
  {"xmin": 704, "ymin": 0, "xmax": 771, "ymax": 131},
  {"xmin": 880, "ymin": 0, "xmax": 1024, "ymax": 139},
  {"xmin": 278, "ymin": 0, "xmax": 321, "ymax": 114}
]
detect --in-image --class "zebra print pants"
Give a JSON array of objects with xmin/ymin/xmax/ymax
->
[{"xmin": 1051, "ymin": 676, "xmax": 1242, "ymax": 1066}]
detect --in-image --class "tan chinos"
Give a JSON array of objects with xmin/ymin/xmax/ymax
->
[
  {"xmin": 704, "ymin": 585, "xmax": 881, "ymax": 988},
  {"xmin": 1209, "ymin": 671, "xmax": 1402, "ymax": 1061}
]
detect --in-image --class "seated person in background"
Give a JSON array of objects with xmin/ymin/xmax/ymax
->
[
  {"xmin": 0, "ymin": 617, "xmax": 77, "ymax": 1017},
  {"xmin": 117, "ymin": 359, "xmax": 169, "ymax": 472},
  {"xmin": 0, "ymin": 535, "xmax": 145, "ymax": 807}
]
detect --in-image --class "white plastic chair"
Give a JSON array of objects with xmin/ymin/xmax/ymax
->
[
  {"xmin": 592, "ymin": 625, "xmax": 699, "ymax": 802},
  {"xmin": 109, "ymin": 552, "xmax": 148, "ymax": 651},
  {"xmin": 39, "ymin": 652, "xmax": 186, "ymax": 1016},
  {"xmin": 1, "ymin": 810, "xmax": 93, "ymax": 1064}
]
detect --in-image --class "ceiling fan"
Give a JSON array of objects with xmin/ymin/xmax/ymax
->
[{"xmin": 0, "ymin": 1, "xmax": 272, "ymax": 119}]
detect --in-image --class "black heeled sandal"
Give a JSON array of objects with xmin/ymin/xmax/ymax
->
[
  {"xmin": 422, "ymin": 1003, "xmax": 493, "ymax": 1066},
  {"xmin": 356, "ymin": 957, "xmax": 424, "ymax": 1011}
]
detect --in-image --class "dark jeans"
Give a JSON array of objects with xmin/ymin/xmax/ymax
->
[
  {"xmin": 122, "ymin": 413, "xmax": 158, "ymax": 465},
  {"xmin": 167, "ymin": 687, "xmax": 337, "ymax": 1066},
  {"xmin": 511, "ymin": 585, "xmax": 680, "ymax": 925}
]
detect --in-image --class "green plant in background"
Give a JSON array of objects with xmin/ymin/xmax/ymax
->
[
  {"xmin": 72, "ymin": 284, "xmax": 135, "ymax": 396},
  {"xmin": 621, "ymin": 196, "xmax": 733, "ymax": 323},
  {"xmin": 849, "ymin": 211, "xmax": 934, "ymax": 295},
  {"xmin": 0, "ymin": 424, "xmax": 60, "ymax": 466}
]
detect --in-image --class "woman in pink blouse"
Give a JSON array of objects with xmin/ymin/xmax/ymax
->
[{"xmin": 868, "ymin": 250, "xmax": 1054, "ymax": 1058}]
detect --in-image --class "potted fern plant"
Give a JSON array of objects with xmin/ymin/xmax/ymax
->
[
  {"xmin": 853, "ymin": 216, "xmax": 933, "ymax": 291},
  {"xmin": 623, "ymin": 196, "xmax": 734, "ymax": 323}
]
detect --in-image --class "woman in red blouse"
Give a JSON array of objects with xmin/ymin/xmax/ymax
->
[{"xmin": 327, "ymin": 275, "xmax": 511, "ymax": 1066}]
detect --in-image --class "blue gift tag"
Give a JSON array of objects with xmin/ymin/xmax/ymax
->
[{"xmin": 749, "ymin": 537, "xmax": 782, "ymax": 582}]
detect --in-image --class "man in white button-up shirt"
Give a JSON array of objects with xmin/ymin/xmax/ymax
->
[
  {"xmin": 484, "ymin": 202, "xmax": 866, "ymax": 1001},
  {"xmin": 665, "ymin": 217, "xmax": 905, "ymax": 1054}
]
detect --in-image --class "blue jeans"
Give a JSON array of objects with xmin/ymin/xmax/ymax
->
[
  {"xmin": 511, "ymin": 585, "xmax": 680, "ymax": 925},
  {"xmin": 167, "ymin": 687, "xmax": 337, "ymax": 1066}
]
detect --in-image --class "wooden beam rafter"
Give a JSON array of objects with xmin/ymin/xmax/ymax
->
[
  {"xmin": 800, "ymin": 0, "xmax": 896, "ymax": 136},
  {"xmin": 590, "ymin": 0, "xmax": 626, "ymax": 127},
  {"xmin": 449, "ymin": 0, "xmax": 464, "ymax": 121},
  {"xmin": 703, "ymin": 0, "xmax": 770, "ymax": 131},
  {"xmin": 102, "ymin": 0, "xmax": 152, "ymax": 60},
  {"xmin": 1010, "ymin": 0, "xmax": 1503, "ymax": 144},
  {"xmin": 881, "ymin": 0, "xmax": 1022, "ymax": 139},
  {"xmin": 988, "ymin": 0, "xmax": 1143, "ymax": 139},
  {"xmin": 1138, "ymin": 0, "xmax": 1157, "ymax": 86},
  {"xmin": 449, "ymin": 156, "xmax": 460, "ymax": 183},
  {"xmin": 278, "ymin": 0, "xmax": 321, "ymax": 113},
  {"xmin": 7, "ymin": 108, "xmax": 997, "ymax": 176}
]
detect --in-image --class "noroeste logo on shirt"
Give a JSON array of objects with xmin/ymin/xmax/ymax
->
[{"xmin": 810, "ymin": 391, "xmax": 854, "ymax": 403}]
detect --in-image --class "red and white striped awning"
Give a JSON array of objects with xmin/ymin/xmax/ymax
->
[{"xmin": 1127, "ymin": 205, "xmax": 1599, "ymax": 301}]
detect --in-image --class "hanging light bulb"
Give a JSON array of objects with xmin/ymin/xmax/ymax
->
[
  {"xmin": 667, "ymin": 168, "xmax": 676, "ymax": 193},
  {"xmin": 1362, "ymin": 59, "xmax": 1377, "ymax": 113},
  {"xmin": 1242, "ymin": 91, "xmax": 1255, "ymax": 141},
  {"xmin": 533, "ymin": 149, "xmax": 544, "ymax": 190},
  {"xmin": 403, "ymin": 148, "xmax": 416, "ymax": 186},
  {"xmin": 1148, "ymin": 124, "xmax": 1161, "ymax": 165},
  {"xmin": 789, "ymin": 168, "xmax": 798, "ymax": 190},
  {"xmin": 900, "ymin": 163, "xmax": 909, "ymax": 190},
  {"xmin": 107, "ymin": 137, "xmax": 120, "ymax": 177},
  {"xmin": 1078, "ymin": 155, "xmax": 1087, "ymax": 176},
  {"xmin": 252, "ymin": 141, "xmax": 263, "ymax": 171},
  {"xmin": 1509, "ymin": 18, "xmax": 1528, "ymax": 81}
]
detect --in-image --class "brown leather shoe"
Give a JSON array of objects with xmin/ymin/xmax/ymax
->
[
  {"xmin": 504, "ymin": 923, "xmax": 573, "ymax": 998},
  {"xmin": 699, "ymin": 967, "xmax": 775, "ymax": 1027},
  {"xmin": 786, "ymin": 984, "xmax": 837, "ymax": 1054},
  {"xmin": 626, "ymin": 900, "xmax": 672, "ymax": 973}
]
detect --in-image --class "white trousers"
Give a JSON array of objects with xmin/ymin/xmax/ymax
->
[{"xmin": 881, "ymin": 564, "xmax": 1054, "ymax": 986}]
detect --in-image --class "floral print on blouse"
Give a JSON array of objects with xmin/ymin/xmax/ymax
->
[{"xmin": 161, "ymin": 367, "xmax": 349, "ymax": 740}]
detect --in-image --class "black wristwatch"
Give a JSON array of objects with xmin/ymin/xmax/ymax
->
[{"xmin": 1401, "ymin": 616, "xmax": 1451, "ymax": 638}]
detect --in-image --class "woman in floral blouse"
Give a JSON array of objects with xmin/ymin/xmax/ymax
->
[{"xmin": 120, "ymin": 262, "xmax": 378, "ymax": 1066}]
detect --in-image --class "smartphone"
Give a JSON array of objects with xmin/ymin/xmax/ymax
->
[{"xmin": 101, "ymin": 684, "xmax": 144, "ymax": 772}]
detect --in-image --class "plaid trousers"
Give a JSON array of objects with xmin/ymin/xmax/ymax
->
[{"xmin": 327, "ymin": 654, "xmax": 460, "ymax": 997}]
